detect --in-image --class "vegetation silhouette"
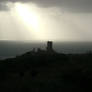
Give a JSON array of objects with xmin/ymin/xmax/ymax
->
[{"xmin": 0, "ymin": 41, "xmax": 92, "ymax": 92}]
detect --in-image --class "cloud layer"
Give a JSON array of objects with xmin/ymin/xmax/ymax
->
[
  {"xmin": 0, "ymin": 0, "xmax": 92, "ymax": 12},
  {"xmin": 0, "ymin": 3, "xmax": 9, "ymax": 11}
]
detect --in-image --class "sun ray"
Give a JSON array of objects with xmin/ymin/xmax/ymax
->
[{"xmin": 15, "ymin": 3, "xmax": 40, "ymax": 32}]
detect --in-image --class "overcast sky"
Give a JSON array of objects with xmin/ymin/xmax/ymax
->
[{"xmin": 0, "ymin": 0, "xmax": 92, "ymax": 42}]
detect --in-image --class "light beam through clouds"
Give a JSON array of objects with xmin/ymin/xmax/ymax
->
[
  {"xmin": 0, "ymin": 1, "xmax": 92, "ymax": 42},
  {"xmin": 15, "ymin": 3, "xmax": 40, "ymax": 32}
]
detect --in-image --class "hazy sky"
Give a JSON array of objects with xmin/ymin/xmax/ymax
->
[{"xmin": 0, "ymin": 0, "xmax": 92, "ymax": 42}]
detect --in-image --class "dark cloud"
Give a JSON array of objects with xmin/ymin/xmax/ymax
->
[
  {"xmin": 0, "ymin": 0, "xmax": 92, "ymax": 12},
  {"xmin": 31, "ymin": 0, "xmax": 92, "ymax": 12}
]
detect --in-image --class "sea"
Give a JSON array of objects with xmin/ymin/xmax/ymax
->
[{"xmin": 0, "ymin": 41, "xmax": 92, "ymax": 59}]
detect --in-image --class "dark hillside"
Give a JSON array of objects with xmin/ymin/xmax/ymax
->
[{"xmin": 0, "ymin": 51, "xmax": 92, "ymax": 92}]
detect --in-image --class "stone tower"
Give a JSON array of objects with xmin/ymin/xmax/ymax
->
[{"xmin": 46, "ymin": 41, "xmax": 53, "ymax": 52}]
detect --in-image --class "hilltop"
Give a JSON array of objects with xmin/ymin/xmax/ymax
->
[{"xmin": 0, "ymin": 42, "xmax": 92, "ymax": 92}]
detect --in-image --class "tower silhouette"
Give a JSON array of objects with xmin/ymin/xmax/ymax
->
[{"xmin": 47, "ymin": 41, "xmax": 53, "ymax": 52}]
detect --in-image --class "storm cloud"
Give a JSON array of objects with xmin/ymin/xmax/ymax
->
[{"xmin": 0, "ymin": 0, "xmax": 92, "ymax": 12}]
